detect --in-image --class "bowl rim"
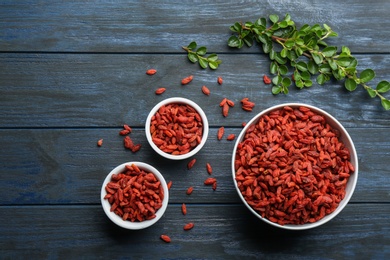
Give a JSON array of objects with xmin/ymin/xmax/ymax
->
[
  {"xmin": 231, "ymin": 102, "xmax": 358, "ymax": 230},
  {"xmin": 101, "ymin": 161, "xmax": 169, "ymax": 230},
  {"xmin": 145, "ymin": 97, "xmax": 209, "ymax": 160}
]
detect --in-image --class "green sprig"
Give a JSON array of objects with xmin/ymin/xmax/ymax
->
[
  {"xmin": 183, "ymin": 41, "xmax": 222, "ymax": 70},
  {"xmin": 227, "ymin": 14, "xmax": 390, "ymax": 110}
]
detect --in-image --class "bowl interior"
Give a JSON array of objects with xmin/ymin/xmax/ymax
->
[
  {"xmin": 232, "ymin": 103, "xmax": 358, "ymax": 230},
  {"xmin": 101, "ymin": 162, "xmax": 169, "ymax": 230},
  {"xmin": 145, "ymin": 97, "xmax": 209, "ymax": 160}
]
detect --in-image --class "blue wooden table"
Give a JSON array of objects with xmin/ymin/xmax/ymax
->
[{"xmin": 1, "ymin": 1, "xmax": 389, "ymax": 259}]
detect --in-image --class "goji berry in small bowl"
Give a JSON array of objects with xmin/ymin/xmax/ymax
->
[
  {"xmin": 101, "ymin": 162, "xmax": 169, "ymax": 230},
  {"xmin": 231, "ymin": 103, "xmax": 358, "ymax": 230},
  {"xmin": 145, "ymin": 97, "xmax": 209, "ymax": 160}
]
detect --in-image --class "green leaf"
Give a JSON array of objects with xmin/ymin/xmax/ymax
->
[
  {"xmin": 342, "ymin": 46, "xmax": 351, "ymax": 55},
  {"xmin": 272, "ymin": 85, "xmax": 282, "ymax": 94},
  {"xmin": 196, "ymin": 46, "xmax": 207, "ymax": 56},
  {"xmin": 312, "ymin": 52, "xmax": 323, "ymax": 64},
  {"xmin": 207, "ymin": 54, "xmax": 218, "ymax": 62},
  {"xmin": 262, "ymin": 41, "xmax": 272, "ymax": 53},
  {"xmin": 301, "ymin": 71, "xmax": 311, "ymax": 81},
  {"xmin": 366, "ymin": 88, "xmax": 377, "ymax": 98},
  {"xmin": 307, "ymin": 60, "xmax": 318, "ymax": 74},
  {"xmin": 228, "ymin": 36, "xmax": 242, "ymax": 48},
  {"xmin": 381, "ymin": 99, "xmax": 390, "ymax": 110},
  {"xmin": 269, "ymin": 49, "xmax": 276, "ymax": 60},
  {"xmin": 272, "ymin": 75, "xmax": 282, "ymax": 85},
  {"xmin": 317, "ymin": 74, "xmax": 326, "ymax": 85},
  {"xmin": 295, "ymin": 79, "xmax": 304, "ymax": 88},
  {"xmin": 322, "ymin": 46, "xmax": 337, "ymax": 57},
  {"xmin": 187, "ymin": 53, "xmax": 198, "ymax": 63},
  {"xmin": 294, "ymin": 71, "xmax": 301, "ymax": 81},
  {"xmin": 280, "ymin": 48, "xmax": 288, "ymax": 58},
  {"xmin": 285, "ymin": 39, "xmax": 295, "ymax": 48},
  {"xmin": 270, "ymin": 61, "xmax": 278, "ymax": 74},
  {"xmin": 243, "ymin": 35, "xmax": 254, "ymax": 47},
  {"xmin": 279, "ymin": 65, "xmax": 288, "ymax": 75},
  {"xmin": 359, "ymin": 69, "xmax": 376, "ymax": 83},
  {"xmin": 269, "ymin": 14, "xmax": 279, "ymax": 24},
  {"xmin": 279, "ymin": 21, "xmax": 288, "ymax": 28},
  {"xmin": 304, "ymin": 79, "xmax": 313, "ymax": 87},
  {"xmin": 344, "ymin": 78, "xmax": 357, "ymax": 91},
  {"xmin": 336, "ymin": 57, "xmax": 353, "ymax": 67},
  {"xmin": 209, "ymin": 60, "xmax": 219, "ymax": 70},
  {"xmin": 199, "ymin": 58, "xmax": 208, "ymax": 69},
  {"xmin": 257, "ymin": 34, "xmax": 269, "ymax": 44},
  {"xmin": 187, "ymin": 41, "xmax": 197, "ymax": 50},
  {"xmin": 295, "ymin": 61, "xmax": 307, "ymax": 72},
  {"xmin": 376, "ymin": 80, "xmax": 390, "ymax": 93},
  {"xmin": 282, "ymin": 77, "xmax": 292, "ymax": 87},
  {"xmin": 327, "ymin": 58, "xmax": 338, "ymax": 71},
  {"xmin": 274, "ymin": 53, "xmax": 287, "ymax": 64}
]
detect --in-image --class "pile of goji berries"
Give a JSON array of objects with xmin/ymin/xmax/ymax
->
[{"xmin": 234, "ymin": 106, "xmax": 354, "ymax": 225}]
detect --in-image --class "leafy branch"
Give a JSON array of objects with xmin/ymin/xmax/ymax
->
[
  {"xmin": 182, "ymin": 41, "xmax": 222, "ymax": 69},
  {"xmin": 226, "ymin": 13, "xmax": 390, "ymax": 110}
]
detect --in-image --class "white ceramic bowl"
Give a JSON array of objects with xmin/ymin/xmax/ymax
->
[
  {"xmin": 231, "ymin": 103, "xmax": 358, "ymax": 230},
  {"xmin": 145, "ymin": 97, "xmax": 209, "ymax": 160},
  {"xmin": 101, "ymin": 162, "xmax": 169, "ymax": 230}
]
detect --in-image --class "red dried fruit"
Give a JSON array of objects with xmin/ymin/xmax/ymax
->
[
  {"xmin": 204, "ymin": 177, "xmax": 217, "ymax": 185},
  {"xmin": 222, "ymin": 103, "xmax": 229, "ymax": 117},
  {"xmin": 123, "ymin": 124, "xmax": 132, "ymax": 132},
  {"xmin": 155, "ymin": 88, "xmax": 166, "ymax": 95},
  {"xmin": 219, "ymin": 98, "xmax": 227, "ymax": 107},
  {"xmin": 97, "ymin": 139, "xmax": 103, "ymax": 147},
  {"xmin": 146, "ymin": 69, "xmax": 157, "ymax": 75},
  {"xmin": 226, "ymin": 134, "xmax": 236, "ymax": 141},
  {"xmin": 226, "ymin": 99, "xmax": 235, "ymax": 107},
  {"xmin": 167, "ymin": 181, "xmax": 172, "ymax": 190},
  {"xmin": 206, "ymin": 163, "xmax": 212, "ymax": 175},
  {"xmin": 263, "ymin": 75, "xmax": 271, "ymax": 84},
  {"xmin": 217, "ymin": 76, "xmax": 223, "ymax": 85},
  {"xmin": 217, "ymin": 126, "xmax": 225, "ymax": 140},
  {"xmin": 183, "ymin": 223, "xmax": 194, "ymax": 230},
  {"xmin": 201, "ymin": 85, "xmax": 210, "ymax": 95},
  {"xmin": 181, "ymin": 203, "xmax": 187, "ymax": 215},
  {"xmin": 186, "ymin": 186, "xmax": 194, "ymax": 195},
  {"xmin": 181, "ymin": 75, "xmax": 193, "ymax": 85},
  {"xmin": 119, "ymin": 129, "xmax": 130, "ymax": 136},
  {"xmin": 160, "ymin": 235, "xmax": 171, "ymax": 243},
  {"xmin": 187, "ymin": 158, "xmax": 197, "ymax": 169}
]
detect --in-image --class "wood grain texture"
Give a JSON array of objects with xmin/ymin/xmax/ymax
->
[
  {"xmin": 1, "ymin": 0, "xmax": 389, "ymax": 258},
  {"xmin": 1, "ymin": 53, "xmax": 389, "ymax": 128},
  {"xmin": 0, "ymin": 0, "xmax": 389, "ymax": 53},
  {"xmin": 0, "ymin": 127, "xmax": 388, "ymax": 205},
  {"xmin": 0, "ymin": 204, "xmax": 389, "ymax": 259}
]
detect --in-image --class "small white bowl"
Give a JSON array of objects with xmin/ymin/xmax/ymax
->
[
  {"xmin": 101, "ymin": 162, "xmax": 169, "ymax": 230},
  {"xmin": 145, "ymin": 97, "xmax": 209, "ymax": 160},
  {"xmin": 232, "ymin": 103, "xmax": 358, "ymax": 230}
]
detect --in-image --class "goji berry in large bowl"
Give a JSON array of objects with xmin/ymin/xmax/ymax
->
[
  {"xmin": 231, "ymin": 103, "xmax": 358, "ymax": 230},
  {"xmin": 101, "ymin": 161, "xmax": 169, "ymax": 230},
  {"xmin": 145, "ymin": 97, "xmax": 209, "ymax": 160}
]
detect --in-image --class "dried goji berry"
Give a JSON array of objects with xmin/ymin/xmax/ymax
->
[{"xmin": 263, "ymin": 75, "xmax": 271, "ymax": 84}]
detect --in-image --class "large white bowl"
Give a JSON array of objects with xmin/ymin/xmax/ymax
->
[
  {"xmin": 101, "ymin": 162, "xmax": 169, "ymax": 230},
  {"xmin": 145, "ymin": 97, "xmax": 209, "ymax": 160},
  {"xmin": 231, "ymin": 103, "xmax": 358, "ymax": 230}
]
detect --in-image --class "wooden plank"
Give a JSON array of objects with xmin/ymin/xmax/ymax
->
[
  {"xmin": 0, "ymin": 127, "xmax": 388, "ymax": 205},
  {"xmin": 0, "ymin": 204, "xmax": 389, "ymax": 259},
  {"xmin": 1, "ymin": 53, "xmax": 389, "ymax": 128},
  {"xmin": 0, "ymin": 1, "xmax": 389, "ymax": 53}
]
